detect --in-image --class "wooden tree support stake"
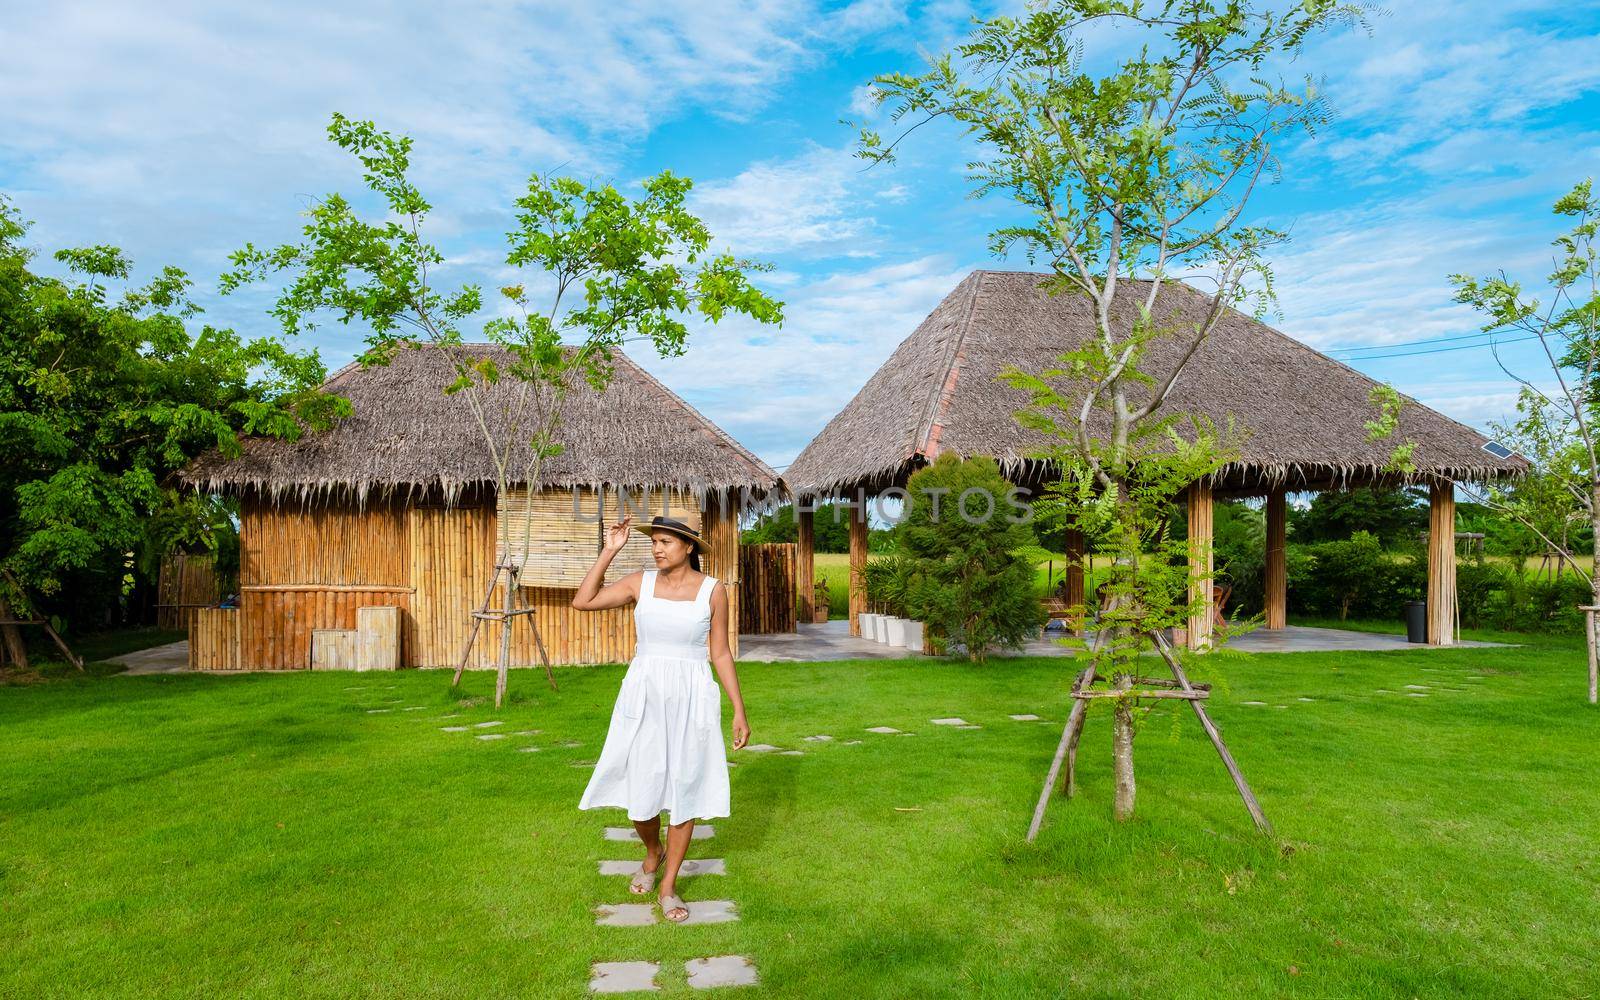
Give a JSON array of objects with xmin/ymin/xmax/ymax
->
[
  {"xmin": 1025, "ymin": 631, "xmax": 1272, "ymax": 842},
  {"xmin": 451, "ymin": 562, "xmax": 557, "ymax": 700}
]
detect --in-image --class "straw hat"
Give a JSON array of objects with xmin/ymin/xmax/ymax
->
[{"xmin": 633, "ymin": 515, "xmax": 704, "ymax": 552}]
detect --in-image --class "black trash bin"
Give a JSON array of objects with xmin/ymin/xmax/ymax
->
[{"xmin": 1404, "ymin": 600, "xmax": 1427, "ymax": 643}]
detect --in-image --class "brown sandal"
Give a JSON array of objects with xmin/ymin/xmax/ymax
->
[
  {"xmin": 629, "ymin": 845, "xmax": 664, "ymax": 895},
  {"xmin": 659, "ymin": 892, "xmax": 689, "ymax": 923}
]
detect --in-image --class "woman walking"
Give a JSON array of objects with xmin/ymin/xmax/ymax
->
[{"xmin": 573, "ymin": 513, "xmax": 750, "ymax": 923}]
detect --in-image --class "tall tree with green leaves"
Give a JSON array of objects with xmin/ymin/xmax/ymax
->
[
  {"xmin": 1449, "ymin": 179, "xmax": 1600, "ymax": 702},
  {"xmin": 223, "ymin": 115, "xmax": 783, "ymax": 707},
  {"xmin": 0, "ymin": 197, "xmax": 344, "ymax": 669},
  {"xmin": 857, "ymin": 0, "xmax": 1358, "ymax": 825}
]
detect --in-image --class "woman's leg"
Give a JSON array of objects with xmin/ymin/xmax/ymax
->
[
  {"xmin": 632, "ymin": 814, "xmax": 665, "ymax": 872},
  {"xmin": 656, "ymin": 817, "xmax": 695, "ymax": 918}
]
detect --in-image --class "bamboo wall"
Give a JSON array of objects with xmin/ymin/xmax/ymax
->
[
  {"xmin": 739, "ymin": 543, "xmax": 795, "ymax": 635},
  {"xmin": 157, "ymin": 552, "xmax": 223, "ymax": 630},
  {"xmin": 197, "ymin": 489, "xmax": 745, "ymax": 670},
  {"xmin": 190, "ymin": 607, "xmax": 241, "ymax": 670}
]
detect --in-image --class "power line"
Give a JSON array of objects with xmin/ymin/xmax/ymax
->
[
  {"xmin": 1335, "ymin": 333, "xmax": 1544, "ymax": 362},
  {"xmin": 1325, "ymin": 327, "xmax": 1512, "ymax": 356}
]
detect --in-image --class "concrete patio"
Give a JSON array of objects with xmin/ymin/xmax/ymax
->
[{"xmin": 737, "ymin": 619, "xmax": 1507, "ymax": 662}]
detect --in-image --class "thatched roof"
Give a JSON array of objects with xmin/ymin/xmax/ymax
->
[
  {"xmin": 785, "ymin": 270, "xmax": 1526, "ymax": 497},
  {"xmin": 180, "ymin": 343, "xmax": 780, "ymax": 507}
]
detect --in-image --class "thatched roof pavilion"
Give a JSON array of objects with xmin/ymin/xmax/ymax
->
[
  {"xmin": 183, "ymin": 343, "xmax": 780, "ymax": 509},
  {"xmin": 784, "ymin": 270, "xmax": 1526, "ymax": 649},
  {"xmin": 178, "ymin": 343, "xmax": 781, "ymax": 671}
]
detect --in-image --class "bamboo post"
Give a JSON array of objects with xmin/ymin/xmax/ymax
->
[
  {"xmin": 1151, "ymin": 631, "xmax": 1272, "ymax": 834},
  {"xmin": 848, "ymin": 492, "xmax": 867, "ymax": 638},
  {"xmin": 1186, "ymin": 482, "xmax": 1215, "ymax": 651},
  {"xmin": 1583, "ymin": 605, "xmax": 1600, "ymax": 705},
  {"xmin": 1264, "ymin": 488, "xmax": 1287, "ymax": 630},
  {"xmin": 1027, "ymin": 662, "xmax": 1098, "ymax": 841},
  {"xmin": 796, "ymin": 504, "xmax": 815, "ymax": 624},
  {"xmin": 1064, "ymin": 528, "xmax": 1086, "ymax": 635},
  {"xmin": 1427, "ymin": 482, "xmax": 1457, "ymax": 647},
  {"xmin": 495, "ymin": 564, "xmax": 514, "ymax": 708}
]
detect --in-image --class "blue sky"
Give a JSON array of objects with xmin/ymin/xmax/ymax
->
[{"xmin": 3, "ymin": 0, "xmax": 1598, "ymax": 477}]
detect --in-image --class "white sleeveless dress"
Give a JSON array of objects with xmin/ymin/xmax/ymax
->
[{"xmin": 578, "ymin": 570, "xmax": 730, "ymax": 824}]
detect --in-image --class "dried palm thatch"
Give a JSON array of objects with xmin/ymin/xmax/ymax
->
[
  {"xmin": 180, "ymin": 343, "xmax": 780, "ymax": 510},
  {"xmin": 785, "ymin": 270, "xmax": 1528, "ymax": 498}
]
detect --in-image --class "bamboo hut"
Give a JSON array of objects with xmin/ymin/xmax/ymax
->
[
  {"xmin": 784, "ymin": 270, "xmax": 1527, "ymax": 648},
  {"xmin": 179, "ymin": 344, "xmax": 780, "ymax": 670}
]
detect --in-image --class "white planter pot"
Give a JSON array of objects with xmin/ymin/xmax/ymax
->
[
  {"xmin": 858, "ymin": 613, "xmax": 878, "ymax": 638},
  {"xmin": 903, "ymin": 620, "xmax": 924, "ymax": 651},
  {"xmin": 886, "ymin": 617, "xmax": 907, "ymax": 646},
  {"xmin": 873, "ymin": 615, "xmax": 890, "ymax": 643}
]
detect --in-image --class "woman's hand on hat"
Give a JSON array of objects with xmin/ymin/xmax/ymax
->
[{"xmin": 604, "ymin": 515, "xmax": 633, "ymax": 552}]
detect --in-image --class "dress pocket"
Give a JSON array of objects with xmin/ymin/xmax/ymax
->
[
  {"xmin": 695, "ymin": 676, "xmax": 722, "ymax": 729},
  {"xmin": 618, "ymin": 673, "xmax": 647, "ymax": 720}
]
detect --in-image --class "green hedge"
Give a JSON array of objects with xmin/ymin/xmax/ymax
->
[{"xmin": 1217, "ymin": 528, "xmax": 1590, "ymax": 634}]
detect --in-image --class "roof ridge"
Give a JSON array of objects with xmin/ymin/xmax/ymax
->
[
  {"xmin": 610, "ymin": 349, "xmax": 780, "ymax": 487},
  {"xmin": 915, "ymin": 271, "xmax": 987, "ymax": 458}
]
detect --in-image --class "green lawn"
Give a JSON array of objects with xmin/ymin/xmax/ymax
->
[{"xmin": 4, "ymin": 635, "xmax": 1599, "ymax": 998}]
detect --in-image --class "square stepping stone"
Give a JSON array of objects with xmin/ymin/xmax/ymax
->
[
  {"xmin": 1405, "ymin": 684, "xmax": 1430, "ymax": 691},
  {"xmin": 518, "ymin": 746, "xmax": 541, "ymax": 753},
  {"xmin": 605, "ymin": 826, "xmax": 714, "ymax": 842},
  {"xmin": 865, "ymin": 726, "xmax": 900, "ymax": 734},
  {"xmin": 403, "ymin": 706, "xmax": 428, "ymax": 711},
  {"xmin": 778, "ymin": 750, "xmax": 805, "ymax": 756},
  {"xmin": 595, "ymin": 903, "xmax": 657, "ymax": 926},
  {"xmin": 474, "ymin": 721, "xmax": 504, "ymax": 728},
  {"xmin": 571, "ymin": 759, "xmax": 596, "ymax": 768},
  {"xmin": 513, "ymin": 729, "xmax": 542, "ymax": 736},
  {"xmin": 561, "ymin": 740, "xmax": 583, "ymax": 748},
  {"xmin": 726, "ymin": 761, "xmax": 738, "ymax": 767},
  {"xmin": 441, "ymin": 726, "xmax": 469, "ymax": 733},
  {"xmin": 590, "ymin": 960, "xmax": 659, "ymax": 993},
  {"xmin": 742, "ymin": 744, "xmax": 780, "ymax": 752},
  {"xmin": 802, "ymin": 734, "xmax": 833, "ymax": 742},
  {"xmin": 1008, "ymin": 714, "xmax": 1041, "ymax": 721},
  {"xmin": 679, "ymin": 899, "xmax": 738, "ymax": 925},
  {"xmin": 1241, "ymin": 701, "xmax": 1267, "ymax": 706},
  {"xmin": 1296, "ymin": 697, "xmax": 1315, "ymax": 703},
  {"xmin": 366, "ymin": 708, "xmax": 393, "ymax": 714},
  {"xmin": 1407, "ymin": 692, "xmax": 1429, "ymax": 698},
  {"xmin": 930, "ymin": 718, "xmax": 970, "ymax": 726},
  {"xmin": 685, "ymin": 954, "xmax": 758, "ymax": 989},
  {"xmin": 597, "ymin": 858, "xmax": 726, "ymax": 876},
  {"xmin": 476, "ymin": 733, "xmax": 506, "ymax": 741},
  {"xmin": 843, "ymin": 740, "xmax": 863, "ymax": 745},
  {"xmin": 954, "ymin": 724, "xmax": 982, "ymax": 729}
]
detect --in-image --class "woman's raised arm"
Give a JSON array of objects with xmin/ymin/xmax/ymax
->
[{"xmin": 571, "ymin": 516, "xmax": 642, "ymax": 611}]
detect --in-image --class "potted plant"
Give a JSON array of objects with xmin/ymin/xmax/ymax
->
[{"xmin": 812, "ymin": 579, "xmax": 831, "ymax": 624}]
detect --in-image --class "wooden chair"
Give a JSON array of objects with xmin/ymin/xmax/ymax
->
[
  {"xmin": 1211, "ymin": 582, "xmax": 1232, "ymax": 631},
  {"xmin": 1039, "ymin": 596, "xmax": 1077, "ymax": 637}
]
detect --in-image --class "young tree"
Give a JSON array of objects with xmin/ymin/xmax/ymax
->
[
  {"xmin": 857, "ymin": 0, "xmax": 1358, "ymax": 828},
  {"xmin": 224, "ymin": 115, "xmax": 782, "ymax": 707},
  {"xmin": 1449, "ymin": 179, "xmax": 1600, "ymax": 702},
  {"xmin": 0, "ymin": 197, "xmax": 342, "ymax": 670}
]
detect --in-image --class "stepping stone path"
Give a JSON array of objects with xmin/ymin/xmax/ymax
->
[
  {"xmin": 930, "ymin": 717, "xmax": 970, "ymax": 726},
  {"xmin": 1008, "ymin": 714, "xmax": 1041, "ymax": 721},
  {"xmin": 518, "ymin": 746, "xmax": 541, "ymax": 753},
  {"xmin": 590, "ymin": 961, "xmax": 659, "ymax": 994},
  {"xmin": 441, "ymin": 726, "xmax": 469, "ymax": 733},
  {"xmin": 591, "ymin": 822, "xmax": 756, "ymax": 992},
  {"xmin": 777, "ymin": 750, "xmax": 804, "ymax": 756},
  {"xmin": 474, "ymin": 721, "xmax": 503, "ymax": 728},
  {"xmin": 477, "ymin": 733, "xmax": 506, "ymax": 741},
  {"xmin": 742, "ymin": 744, "xmax": 780, "ymax": 752},
  {"xmin": 802, "ymin": 734, "xmax": 833, "ymax": 742},
  {"xmin": 865, "ymin": 726, "xmax": 900, "ymax": 734}
]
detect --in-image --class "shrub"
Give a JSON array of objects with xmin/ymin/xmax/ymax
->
[{"xmin": 896, "ymin": 453, "xmax": 1043, "ymax": 660}]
